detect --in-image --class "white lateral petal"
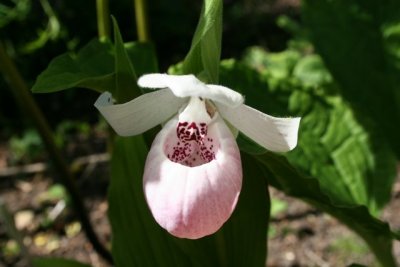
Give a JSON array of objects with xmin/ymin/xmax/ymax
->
[
  {"xmin": 138, "ymin": 74, "xmax": 244, "ymax": 107},
  {"xmin": 94, "ymin": 89, "xmax": 186, "ymax": 136},
  {"xmin": 216, "ymin": 103, "xmax": 300, "ymax": 152}
]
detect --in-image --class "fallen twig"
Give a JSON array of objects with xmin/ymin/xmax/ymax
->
[{"xmin": 0, "ymin": 153, "xmax": 109, "ymax": 177}]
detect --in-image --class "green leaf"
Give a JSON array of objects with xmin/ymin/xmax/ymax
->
[
  {"xmin": 32, "ymin": 39, "xmax": 115, "ymax": 93},
  {"xmin": 255, "ymin": 152, "xmax": 397, "ymax": 267},
  {"xmin": 288, "ymin": 91, "xmax": 397, "ymax": 213},
  {"xmin": 125, "ymin": 42, "xmax": 158, "ymax": 76},
  {"xmin": 32, "ymin": 257, "xmax": 91, "ymax": 267},
  {"xmin": 223, "ymin": 153, "xmax": 269, "ymax": 266},
  {"xmin": 302, "ymin": 0, "xmax": 400, "ymax": 157},
  {"xmin": 111, "ymin": 16, "xmax": 141, "ymax": 103},
  {"xmin": 182, "ymin": 0, "xmax": 222, "ymax": 83},
  {"xmin": 292, "ymin": 54, "xmax": 332, "ymax": 87},
  {"xmin": 32, "ymin": 17, "xmax": 158, "ymax": 98},
  {"xmin": 218, "ymin": 56, "xmax": 397, "ymax": 265}
]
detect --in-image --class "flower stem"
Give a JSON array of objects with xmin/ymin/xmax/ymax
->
[
  {"xmin": 215, "ymin": 231, "xmax": 228, "ymax": 267},
  {"xmin": 96, "ymin": 0, "xmax": 111, "ymax": 41},
  {"xmin": 0, "ymin": 42, "xmax": 113, "ymax": 265},
  {"xmin": 134, "ymin": 0, "xmax": 150, "ymax": 41}
]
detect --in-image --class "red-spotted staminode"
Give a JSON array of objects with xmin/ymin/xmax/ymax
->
[{"xmin": 95, "ymin": 74, "xmax": 300, "ymax": 239}]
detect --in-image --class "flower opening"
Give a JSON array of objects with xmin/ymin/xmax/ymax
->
[{"xmin": 165, "ymin": 97, "xmax": 218, "ymax": 167}]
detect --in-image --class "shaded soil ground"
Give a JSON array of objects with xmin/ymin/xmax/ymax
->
[
  {"xmin": 0, "ymin": 137, "xmax": 399, "ymax": 267},
  {"xmin": 268, "ymin": 182, "xmax": 400, "ymax": 267}
]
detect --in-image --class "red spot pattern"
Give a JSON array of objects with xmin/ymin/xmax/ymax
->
[{"xmin": 167, "ymin": 121, "xmax": 216, "ymax": 167}]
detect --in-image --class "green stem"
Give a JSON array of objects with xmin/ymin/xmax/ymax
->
[
  {"xmin": 96, "ymin": 0, "xmax": 111, "ymax": 41},
  {"xmin": 215, "ymin": 231, "xmax": 228, "ymax": 267},
  {"xmin": 0, "ymin": 42, "xmax": 113, "ymax": 265},
  {"xmin": 134, "ymin": 0, "xmax": 150, "ymax": 41}
]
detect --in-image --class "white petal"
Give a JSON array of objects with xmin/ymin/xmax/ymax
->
[
  {"xmin": 216, "ymin": 103, "xmax": 300, "ymax": 152},
  {"xmin": 138, "ymin": 74, "xmax": 244, "ymax": 107},
  {"xmin": 94, "ymin": 89, "xmax": 186, "ymax": 136}
]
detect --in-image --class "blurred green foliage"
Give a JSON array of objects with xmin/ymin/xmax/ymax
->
[
  {"xmin": 9, "ymin": 129, "xmax": 43, "ymax": 163},
  {"xmin": 0, "ymin": 0, "xmax": 31, "ymax": 28},
  {"xmin": 302, "ymin": 0, "xmax": 400, "ymax": 157}
]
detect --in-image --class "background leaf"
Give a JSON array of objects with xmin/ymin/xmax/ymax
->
[
  {"xmin": 302, "ymin": 0, "xmax": 400, "ymax": 158},
  {"xmin": 125, "ymin": 42, "xmax": 159, "ymax": 77},
  {"xmin": 221, "ymin": 49, "xmax": 397, "ymax": 213},
  {"xmin": 217, "ymin": 54, "xmax": 397, "ymax": 266},
  {"xmin": 111, "ymin": 17, "xmax": 141, "ymax": 102},
  {"xmin": 32, "ymin": 19, "xmax": 158, "ymax": 98},
  {"xmin": 0, "ymin": 0, "xmax": 31, "ymax": 28},
  {"xmin": 32, "ymin": 39, "xmax": 114, "ymax": 93}
]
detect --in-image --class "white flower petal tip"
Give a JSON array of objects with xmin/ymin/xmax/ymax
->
[
  {"xmin": 94, "ymin": 89, "xmax": 186, "ymax": 136},
  {"xmin": 143, "ymin": 115, "xmax": 242, "ymax": 239},
  {"xmin": 137, "ymin": 73, "xmax": 171, "ymax": 88},
  {"xmin": 137, "ymin": 74, "xmax": 244, "ymax": 108},
  {"xmin": 94, "ymin": 91, "xmax": 113, "ymax": 107},
  {"xmin": 216, "ymin": 103, "xmax": 301, "ymax": 153}
]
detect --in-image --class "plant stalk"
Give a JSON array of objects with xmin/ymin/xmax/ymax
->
[
  {"xmin": 0, "ymin": 42, "xmax": 113, "ymax": 264},
  {"xmin": 96, "ymin": 0, "xmax": 111, "ymax": 41},
  {"xmin": 134, "ymin": 0, "xmax": 150, "ymax": 41}
]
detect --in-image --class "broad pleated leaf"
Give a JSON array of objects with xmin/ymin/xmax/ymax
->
[
  {"xmin": 287, "ymin": 90, "xmax": 397, "ymax": 213},
  {"xmin": 182, "ymin": 0, "xmax": 222, "ymax": 83},
  {"xmin": 221, "ymin": 153, "xmax": 269, "ymax": 266},
  {"xmin": 218, "ymin": 57, "xmax": 397, "ymax": 265},
  {"xmin": 302, "ymin": 0, "xmax": 400, "ymax": 158},
  {"xmin": 222, "ymin": 52, "xmax": 397, "ymax": 213}
]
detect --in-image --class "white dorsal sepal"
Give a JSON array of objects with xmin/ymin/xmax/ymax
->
[{"xmin": 138, "ymin": 74, "xmax": 244, "ymax": 108}]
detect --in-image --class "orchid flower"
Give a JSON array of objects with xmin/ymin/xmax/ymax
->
[{"xmin": 95, "ymin": 74, "xmax": 300, "ymax": 239}]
